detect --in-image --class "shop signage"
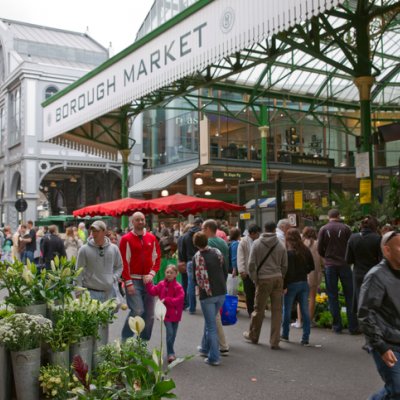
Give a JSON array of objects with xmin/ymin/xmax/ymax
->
[
  {"xmin": 213, "ymin": 171, "xmax": 252, "ymax": 180},
  {"xmin": 355, "ymin": 152, "xmax": 370, "ymax": 178},
  {"xmin": 294, "ymin": 191, "xmax": 303, "ymax": 210},
  {"xmin": 240, "ymin": 213, "xmax": 252, "ymax": 220},
  {"xmin": 291, "ymin": 155, "xmax": 334, "ymax": 168},
  {"xmin": 359, "ymin": 179, "xmax": 372, "ymax": 205},
  {"xmin": 288, "ymin": 213, "xmax": 297, "ymax": 226},
  {"xmin": 43, "ymin": 0, "xmax": 345, "ymax": 142}
]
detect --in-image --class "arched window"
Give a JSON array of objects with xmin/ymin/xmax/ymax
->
[{"xmin": 45, "ymin": 86, "xmax": 58, "ymax": 100}]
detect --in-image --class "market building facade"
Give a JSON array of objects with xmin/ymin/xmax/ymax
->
[{"xmin": 0, "ymin": 19, "xmax": 123, "ymax": 229}]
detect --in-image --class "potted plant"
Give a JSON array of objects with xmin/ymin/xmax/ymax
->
[
  {"xmin": 45, "ymin": 305, "xmax": 79, "ymax": 368},
  {"xmin": 0, "ymin": 303, "xmax": 14, "ymax": 400},
  {"xmin": 66, "ymin": 292, "xmax": 99, "ymax": 371},
  {"xmin": 92, "ymin": 297, "xmax": 117, "ymax": 369},
  {"xmin": 0, "ymin": 259, "xmax": 49, "ymax": 313},
  {"xmin": 45, "ymin": 257, "xmax": 83, "ymax": 306},
  {"xmin": 0, "ymin": 313, "xmax": 52, "ymax": 400},
  {"xmin": 39, "ymin": 364, "xmax": 71, "ymax": 400}
]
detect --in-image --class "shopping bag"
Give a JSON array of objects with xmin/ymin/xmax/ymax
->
[
  {"xmin": 221, "ymin": 294, "xmax": 239, "ymax": 326},
  {"xmin": 226, "ymin": 274, "xmax": 239, "ymax": 296}
]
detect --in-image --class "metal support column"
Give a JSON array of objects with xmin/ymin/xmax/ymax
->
[
  {"xmin": 258, "ymin": 105, "xmax": 269, "ymax": 184},
  {"xmin": 354, "ymin": 76, "xmax": 374, "ymax": 214}
]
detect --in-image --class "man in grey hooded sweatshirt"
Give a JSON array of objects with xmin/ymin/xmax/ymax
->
[
  {"xmin": 243, "ymin": 221, "xmax": 287, "ymax": 349},
  {"xmin": 76, "ymin": 220, "xmax": 123, "ymax": 302}
]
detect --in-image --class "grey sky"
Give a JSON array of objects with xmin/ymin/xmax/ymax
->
[{"xmin": 1, "ymin": 0, "xmax": 154, "ymax": 53}]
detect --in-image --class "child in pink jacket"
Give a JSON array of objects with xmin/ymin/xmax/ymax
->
[{"xmin": 146, "ymin": 264, "xmax": 185, "ymax": 363}]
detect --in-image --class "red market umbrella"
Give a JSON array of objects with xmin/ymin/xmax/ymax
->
[
  {"xmin": 73, "ymin": 197, "xmax": 148, "ymax": 218},
  {"xmin": 144, "ymin": 193, "xmax": 245, "ymax": 216}
]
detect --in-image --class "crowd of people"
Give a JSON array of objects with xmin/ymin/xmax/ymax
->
[{"xmin": 0, "ymin": 211, "xmax": 399, "ymax": 398}]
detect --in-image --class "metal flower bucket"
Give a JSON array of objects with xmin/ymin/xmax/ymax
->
[
  {"xmin": 11, "ymin": 347, "xmax": 41, "ymax": 400},
  {"xmin": 93, "ymin": 324, "xmax": 109, "ymax": 369},
  {"xmin": 70, "ymin": 336, "xmax": 93, "ymax": 372}
]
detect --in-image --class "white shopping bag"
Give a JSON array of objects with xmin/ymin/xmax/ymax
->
[{"xmin": 227, "ymin": 274, "xmax": 239, "ymax": 296}]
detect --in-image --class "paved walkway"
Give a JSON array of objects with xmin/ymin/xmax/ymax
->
[
  {"xmin": 0, "ymin": 288, "xmax": 382, "ymax": 399},
  {"xmin": 111, "ymin": 307, "xmax": 382, "ymax": 400}
]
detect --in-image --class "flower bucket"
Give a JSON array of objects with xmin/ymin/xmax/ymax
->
[
  {"xmin": 0, "ymin": 344, "xmax": 13, "ymax": 400},
  {"xmin": 93, "ymin": 324, "xmax": 109, "ymax": 369},
  {"xmin": 49, "ymin": 347, "xmax": 70, "ymax": 369},
  {"xmin": 11, "ymin": 347, "xmax": 41, "ymax": 400},
  {"xmin": 70, "ymin": 336, "xmax": 93, "ymax": 372},
  {"xmin": 15, "ymin": 303, "xmax": 47, "ymax": 317}
]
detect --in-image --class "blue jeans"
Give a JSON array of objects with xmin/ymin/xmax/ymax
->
[
  {"xmin": 199, "ymin": 294, "xmax": 225, "ymax": 364},
  {"xmin": 370, "ymin": 350, "xmax": 400, "ymax": 399},
  {"xmin": 121, "ymin": 280, "xmax": 155, "ymax": 341},
  {"xmin": 325, "ymin": 265, "xmax": 358, "ymax": 333},
  {"xmin": 21, "ymin": 250, "xmax": 34, "ymax": 264},
  {"xmin": 87, "ymin": 289, "xmax": 108, "ymax": 303},
  {"xmin": 186, "ymin": 261, "xmax": 196, "ymax": 313},
  {"xmin": 164, "ymin": 321, "xmax": 179, "ymax": 357},
  {"xmin": 282, "ymin": 281, "xmax": 310, "ymax": 343}
]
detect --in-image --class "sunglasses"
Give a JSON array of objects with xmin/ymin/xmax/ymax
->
[
  {"xmin": 99, "ymin": 246, "xmax": 104, "ymax": 257},
  {"xmin": 384, "ymin": 231, "xmax": 399, "ymax": 246}
]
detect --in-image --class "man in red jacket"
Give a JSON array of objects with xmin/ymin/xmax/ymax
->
[{"xmin": 120, "ymin": 212, "xmax": 161, "ymax": 340}]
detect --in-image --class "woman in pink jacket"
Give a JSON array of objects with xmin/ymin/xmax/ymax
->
[{"xmin": 146, "ymin": 264, "xmax": 185, "ymax": 363}]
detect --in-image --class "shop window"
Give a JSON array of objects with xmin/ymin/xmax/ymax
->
[{"xmin": 9, "ymin": 87, "xmax": 21, "ymax": 146}]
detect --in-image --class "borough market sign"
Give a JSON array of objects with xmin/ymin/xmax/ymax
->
[{"xmin": 43, "ymin": 0, "xmax": 345, "ymax": 142}]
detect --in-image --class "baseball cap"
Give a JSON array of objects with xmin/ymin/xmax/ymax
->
[{"xmin": 90, "ymin": 220, "xmax": 107, "ymax": 231}]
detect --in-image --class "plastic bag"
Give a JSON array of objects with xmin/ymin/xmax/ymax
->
[
  {"xmin": 227, "ymin": 274, "xmax": 239, "ymax": 296},
  {"xmin": 221, "ymin": 294, "xmax": 239, "ymax": 326}
]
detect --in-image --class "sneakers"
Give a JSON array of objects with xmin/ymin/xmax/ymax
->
[
  {"xmin": 243, "ymin": 331, "xmax": 258, "ymax": 344},
  {"xmin": 168, "ymin": 355, "xmax": 176, "ymax": 364},
  {"xmin": 301, "ymin": 341, "xmax": 311, "ymax": 347},
  {"xmin": 204, "ymin": 358, "xmax": 220, "ymax": 366},
  {"xmin": 291, "ymin": 321, "xmax": 302, "ymax": 329},
  {"xmin": 220, "ymin": 349, "xmax": 229, "ymax": 356},
  {"xmin": 197, "ymin": 345, "xmax": 207, "ymax": 357},
  {"xmin": 280, "ymin": 336, "xmax": 289, "ymax": 342},
  {"xmin": 271, "ymin": 345, "xmax": 281, "ymax": 350}
]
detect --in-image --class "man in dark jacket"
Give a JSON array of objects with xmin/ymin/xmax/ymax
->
[
  {"xmin": 178, "ymin": 217, "xmax": 203, "ymax": 313},
  {"xmin": 358, "ymin": 231, "xmax": 400, "ymax": 399},
  {"xmin": 317, "ymin": 209, "xmax": 358, "ymax": 334},
  {"xmin": 41, "ymin": 225, "xmax": 66, "ymax": 269}
]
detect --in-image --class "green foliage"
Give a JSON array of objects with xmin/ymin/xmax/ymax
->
[
  {"xmin": 0, "ymin": 257, "xmax": 82, "ymax": 307},
  {"xmin": 330, "ymin": 191, "xmax": 363, "ymax": 226}
]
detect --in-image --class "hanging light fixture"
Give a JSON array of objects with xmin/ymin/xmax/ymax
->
[
  {"xmin": 69, "ymin": 175, "xmax": 77, "ymax": 183},
  {"xmin": 204, "ymin": 191, "xmax": 212, "ymax": 196},
  {"xmin": 195, "ymin": 177, "xmax": 203, "ymax": 185},
  {"xmin": 161, "ymin": 189, "xmax": 169, "ymax": 197},
  {"xmin": 50, "ymin": 181, "xmax": 57, "ymax": 188},
  {"xmin": 215, "ymin": 177, "xmax": 224, "ymax": 183}
]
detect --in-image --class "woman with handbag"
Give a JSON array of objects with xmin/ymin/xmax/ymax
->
[{"xmin": 192, "ymin": 231, "xmax": 227, "ymax": 366}]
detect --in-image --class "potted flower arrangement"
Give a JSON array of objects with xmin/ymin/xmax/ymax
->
[
  {"xmin": 0, "ymin": 302, "xmax": 14, "ymax": 400},
  {"xmin": 45, "ymin": 305, "xmax": 79, "ymax": 368},
  {"xmin": 39, "ymin": 365, "xmax": 71, "ymax": 400},
  {"xmin": 0, "ymin": 313, "xmax": 52, "ymax": 400},
  {"xmin": 0, "ymin": 259, "xmax": 49, "ymax": 313},
  {"xmin": 45, "ymin": 257, "xmax": 83, "ymax": 305}
]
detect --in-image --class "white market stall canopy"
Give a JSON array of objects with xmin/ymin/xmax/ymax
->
[{"xmin": 42, "ymin": 0, "xmax": 345, "ymax": 153}]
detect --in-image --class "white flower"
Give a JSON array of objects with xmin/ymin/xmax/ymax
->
[
  {"xmin": 128, "ymin": 316, "xmax": 145, "ymax": 335},
  {"xmin": 155, "ymin": 299, "xmax": 167, "ymax": 321}
]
